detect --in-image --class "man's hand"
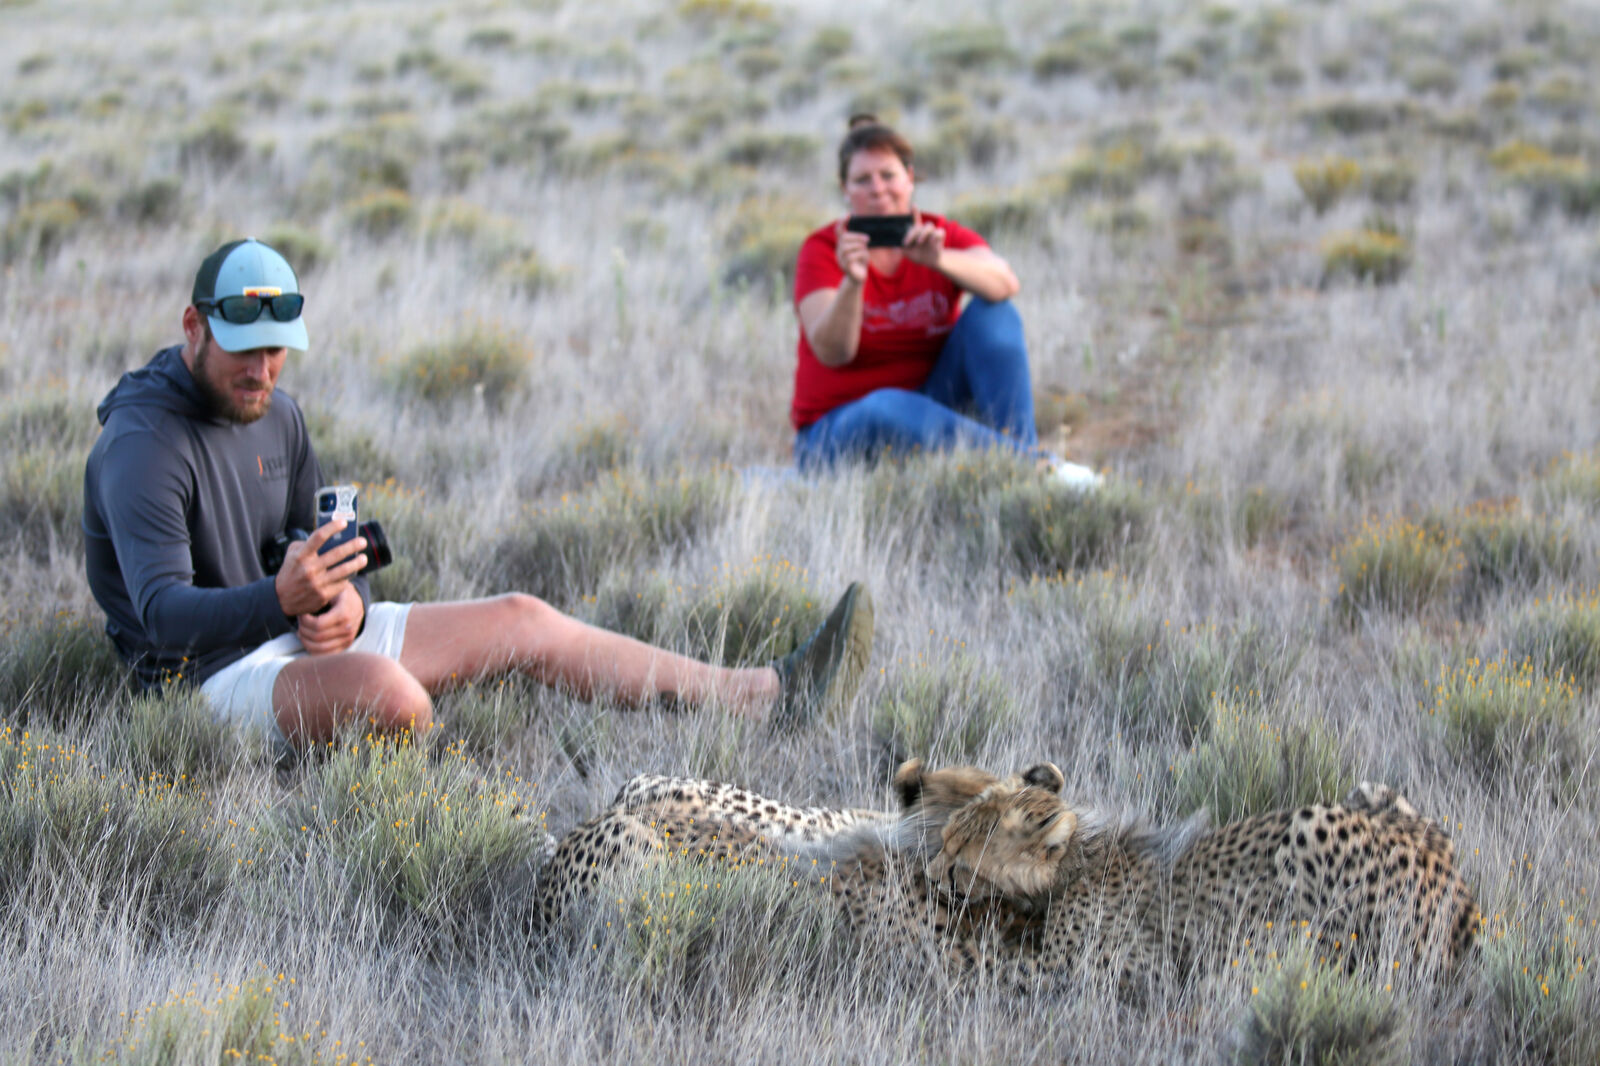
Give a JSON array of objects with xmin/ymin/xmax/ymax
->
[
  {"xmin": 275, "ymin": 521, "xmax": 367, "ymax": 617},
  {"xmin": 297, "ymin": 583, "xmax": 365, "ymax": 656},
  {"xmin": 902, "ymin": 213, "xmax": 946, "ymax": 268},
  {"xmin": 834, "ymin": 220, "xmax": 869, "ymax": 285}
]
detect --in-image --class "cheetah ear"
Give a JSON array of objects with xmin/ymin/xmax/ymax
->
[
  {"xmin": 1021, "ymin": 762, "xmax": 1065, "ymax": 794},
  {"xmin": 892, "ymin": 758, "xmax": 927, "ymax": 809}
]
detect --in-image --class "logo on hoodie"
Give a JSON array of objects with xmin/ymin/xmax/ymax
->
[{"xmin": 257, "ymin": 454, "xmax": 291, "ymax": 480}]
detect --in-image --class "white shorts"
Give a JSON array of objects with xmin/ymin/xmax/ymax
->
[{"xmin": 199, "ymin": 601, "xmax": 413, "ymax": 748}]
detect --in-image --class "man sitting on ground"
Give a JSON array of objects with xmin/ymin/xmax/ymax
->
[{"xmin": 83, "ymin": 238, "xmax": 873, "ymax": 750}]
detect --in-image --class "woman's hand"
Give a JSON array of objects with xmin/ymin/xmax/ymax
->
[
  {"xmin": 835, "ymin": 221, "xmax": 869, "ymax": 285},
  {"xmin": 902, "ymin": 214, "xmax": 946, "ymax": 268}
]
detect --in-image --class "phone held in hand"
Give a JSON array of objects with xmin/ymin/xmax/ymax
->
[
  {"xmin": 315, "ymin": 484, "xmax": 359, "ymax": 556},
  {"xmin": 846, "ymin": 214, "xmax": 914, "ymax": 248}
]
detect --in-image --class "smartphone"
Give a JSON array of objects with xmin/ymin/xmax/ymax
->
[
  {"xmin": 846, "ymin": 214, "xmax": 914, "ymax": 248},
  {"xmin": 315, "ymin": 484, "xmax": 359, "ymax": 557}
]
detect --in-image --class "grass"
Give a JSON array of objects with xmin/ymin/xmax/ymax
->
[
  {"xmin": 4, "ymin": 0, "xmax": 1600, "ymax": 1061},
  {"xmin": 1232, "ymin": 951, "xmax": 1406, "ymax": 1066}
]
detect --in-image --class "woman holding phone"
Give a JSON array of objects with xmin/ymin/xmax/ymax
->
[{"xmin": 791, "ymin": 114, "xmax": 1078, "ymax": 478}]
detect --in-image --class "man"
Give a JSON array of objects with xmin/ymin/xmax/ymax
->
[{"xmin": 83, "ymin": 238, "xmax": 873, "ymax": 750}]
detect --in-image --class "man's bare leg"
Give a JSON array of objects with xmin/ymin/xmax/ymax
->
[
  {"xmin": 272, "ymin": 651, "xmax": 434, "ymax": 747},
  {"xmin": 399, "ymin": 594, "xmax": 780, "ymax": 718}
]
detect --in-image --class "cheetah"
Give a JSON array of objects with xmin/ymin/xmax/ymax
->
[
  {"xmin": 922, "ymin": 769, "xmax": 1481, "ymax": 995},
  {"xmin": 531, "ymin": 759, "xmax": 1043, "ymax": 965}
]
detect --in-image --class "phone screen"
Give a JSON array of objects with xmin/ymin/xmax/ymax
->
[{"xmin": 316, "ymin": 484, "xmax": 359, "ymax": 555}]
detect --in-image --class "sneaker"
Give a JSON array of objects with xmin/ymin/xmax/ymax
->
[
  {"xmin": 1045, "ymin": 456, "xmax": 1104, "ymax": 492},
  {"xmin": 770, "ymin": 582, "xmax": 875, "ymax": 733}
]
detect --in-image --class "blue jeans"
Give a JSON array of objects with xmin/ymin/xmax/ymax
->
[{"xmin": 794, "ymin": 298, "xmax": 1038, "ymax": 472}]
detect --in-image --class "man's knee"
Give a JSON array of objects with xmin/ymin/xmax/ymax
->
[{"xmin": 362, "ymin": 658, "xmax": 434, "ymax": 733}]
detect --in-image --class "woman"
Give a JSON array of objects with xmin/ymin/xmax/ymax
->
[{"xmin": 790, "ymin": 115, "xmax": 1045, "ymax": 472}]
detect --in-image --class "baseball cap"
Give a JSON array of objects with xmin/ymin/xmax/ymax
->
[{"xmin": 191, "ymin": 238, "xmax": 310, "ymax": 352}]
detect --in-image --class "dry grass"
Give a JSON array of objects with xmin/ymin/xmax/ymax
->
[{"xmin": 1, "ymin": 0, "xmax": 1598, "ymax": 1062}]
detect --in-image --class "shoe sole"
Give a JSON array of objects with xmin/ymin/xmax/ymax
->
[{"xmin": 818, "ymin": 583, "xmax": 874, "ymax": 723}]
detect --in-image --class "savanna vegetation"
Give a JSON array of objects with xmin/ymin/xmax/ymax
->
[{"xmin": 1, "ymin": 0, "xmax": 1597, "ymax": 1061}]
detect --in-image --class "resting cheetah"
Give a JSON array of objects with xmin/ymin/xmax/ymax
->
[
  {"xmin": 925, "ymin": 769, "xmax": 1481, "ymax": 994},
  {"xmin": 532, "ymin": 759, "xmax": 1039, "ymax": 965}
]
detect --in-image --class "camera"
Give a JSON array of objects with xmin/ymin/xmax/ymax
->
[
  {"xmin": 846, "ymin": 213, "xmax": 914, "ymax": 248},
  {"xmin": 262, "ymin": 519, "xmax": 393, "ymax": 576}
]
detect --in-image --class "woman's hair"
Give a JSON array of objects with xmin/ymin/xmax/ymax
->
[{"xmin": 837, "ymin": 114, "xmax": 914, "ymax": 184}]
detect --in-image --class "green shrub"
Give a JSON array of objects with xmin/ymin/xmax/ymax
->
[
  {"xmin": 260, "ymin": 224, "xmax": 334, "ymax": 275},
  {"xmin": 605, "ymin": 855, "xmax": 839, "ymax": 1006},
  {"xmin": 177, "ymin": 110, "xmax": 248, "ymax": 168},
  {"xmin": 0, "ymin": 198, "xmax": 83, "ymax": 264},
  {"xmin": 1536, "ymin": 449, "xmax": 1600, "ymax": 508},
  {"xmin": 0, "ymin": 729, "xmax": 228, "ymax": 931},
  {"xmin": 920, "ymin": 24, "xmax": 1017, "ymax": 72},
  {"xmin": 314, "ymin": 115, "xmax": 425, "ymax": 192},
  {"xmin": 1180, "ymin": 483, "xmax": 1288, "ymax": 550},
  {"xmin": 490, "ymin": 470, "xmax": 730, "ymax": 604},
  {"xmin": 1509, "ymin": 591, "xmax": 1600, "ymax": 687},
  {"xmin": 585, "ymin": 571, "xmax": 675, "ymax": 647},
  {"xmin": 1475, "ymin": 924, "xmax": 1598, "ymax": 1064},
  {"xmin": 1092, "ymin": 619, "xmax": 1301, "ymax": 745},
  {"xmin": 385, "ymin": 324, "xmax": 532, "ymax": 408},
  {"xmin": 343, "ymin": 188, "xmax": 415, "ymax": 238},
  {"xmin": 1294, "ymin": 157, "xmax": 1362, "ymax": 215},
  {"xmin": 1333, "ymin": 515, "xmax": 1462, "ymax": 617},
  {"xmin": 949, "ymin": 186, "xmax": 1054, "ymax": 238},
  {"xmin": 1364, "ymin": 160, "xmax": 1417, "ymax": 207},
  {"xmin": 720, "ymin": 129, "xmax": 819, "ymax": 171},
  {"xmin": 284, "ymin": 736, "xmax": 543, "ymax": 944},
  {"xmin": 112, "ymin": 686, "xmax": 242, "ymax": 788},
  {"xmin": 112, "ymin": 973, "xmax": 332, "ymax": 1066},
  {"xmin": 804, "ymin": 26, "xmax": 853, "ymax": 66},
  {"xmin": 435, "ymin": 675, "xmax": 546, "ymax": 755},
  {"xmin": 358, "ymin": 479, "xmax": 451, "ymax": 605},
  {"xmin": 1405, "ymin": 61, "xmax": 1458, "ymax": 97},
  {"xmin": 1451, "ymin": 502, "xmax": 1577, "ymax": 606},
  {"xmin": 871, "ymin": 654, "xmax": 1019, "ymax": 763},
  {"xmin": 719, "ymin": 194, "xmax": 816, "ymax": 291},
  {"xmin": 1167, "ymin": 701, "xmax": 1353, "ymax": 823},
  {"xmin": 1299, "ymin": 97, "xmax": 1409, "ymax": 137},
  {"xmin": 115, "ymin": 177, "xmax": 184, "ymax": 226},
  {"xmin": 1489, "ymin": 141, "xmax": 1600, "ymax": 218},
  {"xmin": 1422, "ymin": 653, "xmax": 1582, "ymax": 787},
  {"xmin": 465, "ymin": 26, "xmax": 517, "ymax": 50},
  {"xmin": 1233, "ymin": 952, "xmax": 1406, "ymax": 1066},
  {"xmin": 1319, "ymin": 226, "xmax": 1411, "ymax": 285},
  {"xmin": 0, "ymin": 610, "xmax": 124, "ymax": 724},
  {"xmin": 679, "ymin": 561, "xmax": 824, "ymax": 667},
  {"xmin": 0, "ymin": 444, "xmax": 85, "ymax": 554},
  {"xmin": 998, "ymin": 477, "xmax": 1152, "ymax": 575},
  {"xmin": 1032, "ymin": 32, "xmax": 1114, "ymax": 80}
]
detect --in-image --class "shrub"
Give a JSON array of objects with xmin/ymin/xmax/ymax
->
[
  {"xmin": 919, "ymin": 24, "xmax": 1017, "ymax": 72},
  {"xmin": 804, "ymin": 26, "xmax": 852, "ymax": 66},
  {"xmin": 261, "ymin": 224, "xmax": 334, "ymax": 275},
  {"xmin": 1422, "ymin": 653, "xmax": 1582, "ymax": 786},
  {"xmin": 1167, "ymin": 700, "xmax": 1353, "ymax": 823},
  {"xmin": 871, "ymin": 654, "xmax": 1019, "ymax": 763},
  {"xmin": 490, "ymin": 470, "xmax": 730, "ymax": 604},
  {"xmin": 604, "ymin": 855, "xmax": 839, "ymax": 1007},
  {"xmin": 177, "ymin": 110, "xmax": 248, "ymax": 169},
  {"xmin": 1031, "ymin": 34, "xmax": 1113, "ymax": 80},
  {"xmin": 1232, "ymin": 952, "xmax": 1406, "ymax": 1066},
  {"xmin": 1299, "ymin": 97, "xmax": 1408, "ymax": 137},
  {"xmin": 1535, "ymin": 449, "xmax": 1600, "ymax": 508},
  {"xmin": 111, "ymin": 974, "xmax": 334, "ymax": 1066},
  {"xmin": 948, "ymin": 186, "xmax": 1053, "ymax": 239},
  {"xmin": 998, "ymin": 477, "xmax": 1152, "ymax": 575},
  {"xmin": 679, "ymin": 560, "xmax": 824, "ymax": 667},
  {"xmin": 719, "ymin": 194, "xmax": 816, "ymax": 291},
  {"xmin": 1451, "ymin": 501, "xmax": 1577, "ymax": 606},
  {"xmin": 112, "ymin": 686, "xmax": 243, "ymax": 788},
  {"xmin": 1294, "ymin": 157, "xmax": 1362, "ymax": 215},
  {"xmin": 0, "ymin": 198, "xmax": 83, "ymax": 264},
  {"xmin": 1180, "ymin": 483, "xmax": 1288, "ymax": 550},
  {"xmin": 0, "ymin": 610, "xmax": 124, "ymax": 724},
  {"xmin": 1363, "ymin": 160, "xmax": 1416, "ymax": 207},
  {"xmin": 434, "ymin": 676, "xmax": 546, "ymax": 755},
  {"xmin": 0, "ymin": 444, "xmax": 86, "ymax": 554},
  {"xmin": 1474, "ymin": 924, "xmax": 1597, "ymax": 1064},
  {"xmin": 115, "ymin": 177, "xmax": 184, "ymax": 226},
  {"xmin": 1489, "ymin": 141, "xmax": 1600, "ymax": 218},
  {"xmin": 343, "ymin": 188, "xmax": 415, "ymax": 238},
  {"xmin": 1333, "ymin": 516, "xmax": 1463, "ymax": 617},
  {"xmin": 385, "ymin": 324, "xmax": 532, "ymax": 408},
  {"xmin": 1092, "ymin": 619, "xmax": 1301, "ymax": 745},
  {"xmin": 314, "ymin": 115, "xmax": 425, "ymax": 193},
  {"xmin": 720, "ymin": 129, "xmax": 819, "ymax": 171},
  {"xmin": 1509, "ymin": 591, "xmax": 1600, "ymax": 687},
  {"xmin": 284, "ymin": 735, "xmax": 544, "ymax": 946},
  {"xmin": 358, "ymin": 479, "xmax": 449, "ymax": 605},
  {"xmin": 0, "ymin": 728, "xmax": 229, "ymax": 932},
  {"xmin": 1319, "ymin": 226, "xmax": 1411, "ymax": 285},
  {"xmin": 1405, "ymin": 61, "xmax": 1458, "ymax": 97}
]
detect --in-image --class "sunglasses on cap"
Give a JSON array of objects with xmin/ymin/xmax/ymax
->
[{"xmin": 196, "ymin": 291, "xmax": 306, "ymax": 324}]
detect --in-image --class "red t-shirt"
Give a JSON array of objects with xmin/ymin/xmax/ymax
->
[{"xmin": 789, "ymin": 213, "xmax": 987, "ymax": 430}]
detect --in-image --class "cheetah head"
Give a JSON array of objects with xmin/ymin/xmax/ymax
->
[{"xmin": 922, "ymin": 763, "xmax": 1075, "ymax": 902}]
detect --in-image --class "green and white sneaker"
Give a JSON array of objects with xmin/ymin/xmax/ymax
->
[{"xmin": 770, "ymin": 582, "xmax": 875, "ymax": 733}]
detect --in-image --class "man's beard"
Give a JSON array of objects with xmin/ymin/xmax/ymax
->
[{"xmin": 193, "ymin": 337, "xmax": 273, "ymax": 425}]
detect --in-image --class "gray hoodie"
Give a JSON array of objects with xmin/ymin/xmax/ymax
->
[{"xmin": 83, "ymin": 345, "xmax": 370, "ymax": 690}]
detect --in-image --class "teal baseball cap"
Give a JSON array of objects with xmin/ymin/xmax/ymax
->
[{"xmin": 191, "ymin": 238, "xmax": 310, "ymax": 352}]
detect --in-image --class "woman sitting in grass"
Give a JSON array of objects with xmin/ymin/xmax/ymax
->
[{"xmin": 790, "ymin": 115, "xmax": 1098, "ymax": 488}]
